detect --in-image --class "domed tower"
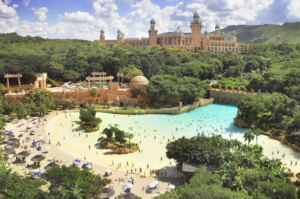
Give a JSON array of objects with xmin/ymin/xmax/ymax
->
[
  {"xmin": 203, "ymin": 30, "xmax": 210, "ymax": 50},
  {"xmin": 276, "ymin": 35, "xmax": 281, "ymax": 45},
  {"xmin": 148, "ymin": 19, "xmax": 158, "ymax": 46},
  {"xmin": 190, "ymin": 12, "xmax": 202, "ymax": 47},
  {"xmin": 214, "ymin": 24, "xmax": 221, "ymax": 35},
  {"xmin": 117, "ymin": 29, "xmax": 124, "ymax": 44},
  {"xmin": 100, "ymin": 29, "xmax": 105, "ymax": 44}
]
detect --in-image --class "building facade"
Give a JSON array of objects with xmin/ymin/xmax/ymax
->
[{"xmin": 100, "ymin": 12, "xmax": 248, "ymax": 53}]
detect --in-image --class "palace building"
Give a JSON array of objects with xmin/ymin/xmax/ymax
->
[{"xmin": 100, "ymin": 12, "xmax": 248, "ymax": 54}]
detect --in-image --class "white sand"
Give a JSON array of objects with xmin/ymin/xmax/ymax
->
[{"xmin": 4, "ymin": 110, "xmax": 300, "ymax": 199}]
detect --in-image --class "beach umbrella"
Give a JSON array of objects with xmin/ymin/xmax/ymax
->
[
  {"xmin": 168, "ymin": 184, "xmax": 175, "ymax": 189},
  {"xmin": 105, "ymin": 169, "xmax": 112, "ymax": 173},
  {"xmin": 127, "ymin": 184, "xmax": 134, "ymax": 188},
  {"xmin": 119, "ymin": 193, "xmax": 136, "ymax": 199},
  {"xmin": 1, "ymin": 149, "xmax": 14, "ymax": 155},
  {"xmin": 38, "ymin": 136, "xmax": 43, "ymax": 139},
  {"xmin": 152, "ymin": 180, "xmax": 159, "ymax": 185},
  {"xmin": 26, "ymin": 115, "xmax": 30, "ymax": 118},
  {"xmin": 149, "ymin": 183, "xmax": 156, "ymax": 188},
  {"xmin": 74, "ymin": 159, "xmax": 81, "ymax": 163},
  {"xmin": 32, "ymin": 141, "xmax": 37, "ymax": 145},
  {"xmin": 5, "ymin": 143, "xmax": 19, "ymax": 148},
  {"xmin": 45, "ymin": 162, "xmax": 60, "ymax": 170},
  {"xmin": 4, "ymin": 145, "xmax": 15, "ymax": 149},
  {"xmin": 4, "ymin": 130, "xmax": 9, "ymax": 132},
  {"xmin": 9, "ymin": 138, "xmax": 19, "ymax": 142},
  {"xmin": 31, "ymin": 155, "xmax": 45, "ymax": 162},
  {"xmin": 28, "ymin": 124, "xmax": 33, "ymax": 128},
  {"xmin": 153, "ymin": 193, "xmax": 160, "ymax": 198},
  {"xmin": 45, "ymin": 146, "xmax": 51, "ymax": 150},
  {"xmin": 4, "ymin": 134, "xmax": 15, "ymax": 138},
  {"xmin": 99, "ymin": 188, "xmax": 115, "ymax": 199},
  {"xmin": 16, "ymin": 151, "xmax": 30, "ymax": 158},
  {"xmin": 18, "ymin": 122, "xmax": 23, "ymax": 125},
  {"xmin": 31, "ymin": 172, "xmax": 43, "ymax": 178},
  {"xmin": 6, "ymin": 141, "xmax": 18, "ymax": 145},
  {"xmin": 19, "ymin": 131, "xmax": 25, "ymax": 134},
  {"xmin": 81, "ymin": 163, "xmax": 88, "ymax": 169},
  {"xmin": 37, "ymin": 146, "xmax": 42, "ymax": 151},
  {"xmin": 21, "ymin": 126, "xmax": 26, "ymax": 130},
  {"xmin": 29, "ymin": 164, "xmax": 40, "ymax": 169}
]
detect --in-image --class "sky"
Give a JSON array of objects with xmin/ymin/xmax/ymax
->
[{"xmin": 0, "ymin": 0, "xmax": 300, "ymax": 41}]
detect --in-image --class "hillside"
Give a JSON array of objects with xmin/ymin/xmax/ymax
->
[{"xmin": 221, "ymin": 22, "xmax": 300, "ymax": 44}]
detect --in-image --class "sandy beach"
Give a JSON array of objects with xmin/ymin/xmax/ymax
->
[{"xmin": 4, "ymin": 108, "xmax": 300, "ymax": 198}]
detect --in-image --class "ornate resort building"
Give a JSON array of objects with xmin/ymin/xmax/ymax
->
[{"xmin": 100, "ymin": 12, "xmax": 249, "ymax": 54}]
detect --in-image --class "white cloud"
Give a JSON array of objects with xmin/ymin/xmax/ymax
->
[
  {"xmin": 23, "ymin": 0, "xmax": 30, "ymax": 7},
  {"xmin": 5, "ymin": 0, "xmax": 298, "ymax": 41},
  {"xmin": 0, "ymin": 0, "xmax": 18, "ymax": 32},
  {"xmin": 93, "ymin": 0, "xmax": 119, "ymax": 18},
  {"xmin": 63, "ymin": 11, "xmax": 95, "ymax": 23},
  {"xmin": 32, "ymin": 7, "xmax": 48, "ymax": 22},
  {"xmin": 287, "ymin": 0, "xmax": 300, "ymax": 20},
  {"xmin": 12, "ymin": 4, "xmax": 18, "ymax": 8}
]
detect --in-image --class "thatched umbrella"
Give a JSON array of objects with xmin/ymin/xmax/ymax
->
[
  {"xmin": 119, "ymin": 193, "xmax": 137, "ymax": 199},
  {"xmin": 8, "ymin": 138, "xmax": 19, "ymax": 142},
  {"xmin": 29, "ymin": 163, "xmax": 41, "ymax": 169},
  {"xmin": 1, "ymin": 149, "xmax": 14, "ymax": 155},
  {"xmin": 31, "ymin": 155, "xmax": 45, "ymax": 162},
  {"xmin": 6, "ymin": 141, "xmax": 18, "ymax": 145},
  {"xmin": 4, "ymin": 134, "xmax": 15, "ymax": 139},
  {"xmin": 44, "ymin": 162, "xmax": 60, "ymax": 170},
  {"xmin": 99, "ymin": 188, "xmax": 115, "ymax": 199},
  {"xmin": 5, "ymin": 142, "xmax": 20, "ymax": 149},
  {"xmin": 16, "ymin": 151, "xmax": 30, "ymax": 158}
]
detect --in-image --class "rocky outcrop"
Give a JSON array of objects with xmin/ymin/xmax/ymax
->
[
  {"xmin": 234, "ymin": 117, "xmax": 251, "ymax": 128},
  {"xmin": 100, "ymin": 139, "xmax": 139, "ymax": 154}
]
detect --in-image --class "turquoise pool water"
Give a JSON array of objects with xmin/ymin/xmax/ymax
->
[{"xmin": 97, "ymin": 103, "xmax": 248, "ymax": 140}]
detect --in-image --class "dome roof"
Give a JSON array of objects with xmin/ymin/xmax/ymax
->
[
  {"xmin": 204, "ymin": 30, "xmax": 208, "ymax": 34},
  {"xmin": 174, "ymin": 27, "xmax": 183, "ymax": 35},
  {"xmin": 130, "ymin": 76, "xmax": 149, "ymax": 86},
  {"xmin": 100, "ymin": 29, "xmax": 104, "ymax": 33},
  {"xmin": 215, "ymin": 24, "xmax": 220, "ymax": 29},
  {"xmin": 150, "ymin": 19, "xmax": 156, "ymax": 24},
  {"xmin": 277, "ymin": 35, "xmax": 281, "ymax": 39},
  {"xmin": 193, "ymin": 12, "xmax": 200, "ymax": 18},
  {"xmin": 117, "ymin": 29, "xmax": 121, "ymax": 34}
]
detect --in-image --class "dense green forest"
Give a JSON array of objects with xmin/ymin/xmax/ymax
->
[
  {"xmin": 1, "ymin": 33, "xmax": 300, "ymax": 103},
  {"xmin": 222, "ymin": 22, "xmax": 300, "ymax": 43},
  {"xmin": 157, "ymin": 134, "xmax": 298, "ymax": 199}
]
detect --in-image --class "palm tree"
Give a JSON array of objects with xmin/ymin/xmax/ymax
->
[
  {"xmin": 63, "ymin": 183, "xmax": 85, "ymax": 199},
  {"xmin": 243, "ymin": 130, "xmax": 255, "ymax": 146},
  {"xmin": 253, "ymin": 129, "xmax": 261, "ymax": 145}
]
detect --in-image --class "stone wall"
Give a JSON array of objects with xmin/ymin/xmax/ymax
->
[{"xmin": 209, "ymin": 87, "xmax": 259, "ymax": 105}]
